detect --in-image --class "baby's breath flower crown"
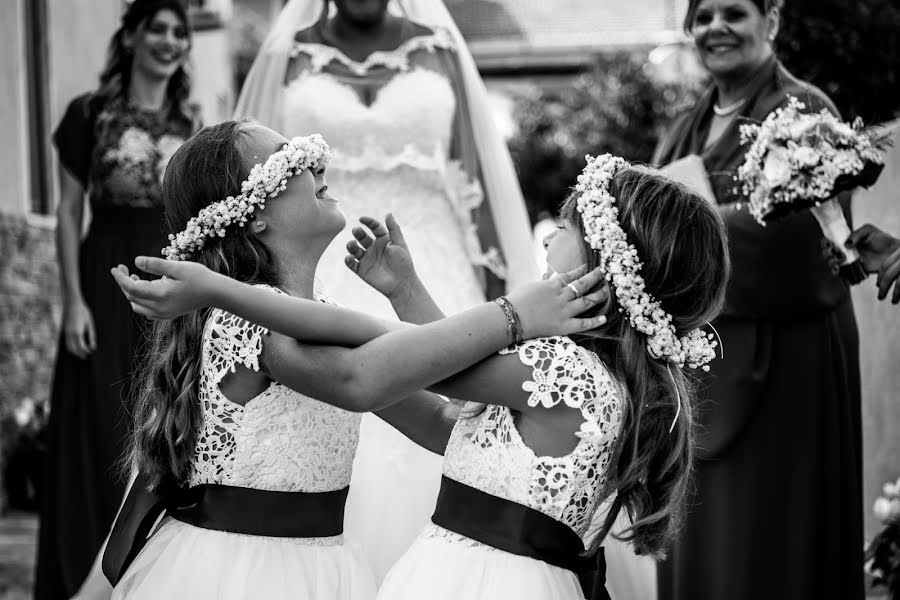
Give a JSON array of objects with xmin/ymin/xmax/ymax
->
[
  {"xmin": 575, "ymin": 154, "xmax": 718, "ymax": 370},
  {"xmin": 162, "ymin": 134, "xmax": 332, "ymax": 261}
]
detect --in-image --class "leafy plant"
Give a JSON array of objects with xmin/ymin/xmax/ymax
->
[
  {"xmin": 507, "ymin": 50, "xmax": 704, "ymax": 222},
  {"xmin": 778, "ymin": 0, "xmax": 900, "ymax": 123}
]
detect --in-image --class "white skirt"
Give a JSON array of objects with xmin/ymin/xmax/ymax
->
[
  {"xmin": 112, "ymin": 518, "xmax": 376, "ymax": 599},
  {"xmin": 377, "ymin": 532, "xmax": 586, "ymax": 600}
]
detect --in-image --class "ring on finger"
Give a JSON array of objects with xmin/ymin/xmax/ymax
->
[{"xmin": 566, "ymin": 282, "xmax": 581, "ymax": 298}]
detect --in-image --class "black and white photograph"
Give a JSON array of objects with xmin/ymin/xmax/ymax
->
[{"xmin": 1, "ymin": 1, "xmax": 898, "ymax": 599}]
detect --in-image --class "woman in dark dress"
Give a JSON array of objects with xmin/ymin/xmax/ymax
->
[
  {"xmin": 653, "ymin": 1, "xmax": 863, "ymax": 599},
  {"xmin": 35, "ymin": 1, "xmax": 199, "ymax": 597}
]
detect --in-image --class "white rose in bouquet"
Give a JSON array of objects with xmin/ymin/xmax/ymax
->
[
  {"xmin": 762, "ymin": 147, "xmax": 792, "ymax": 187},
  {"xmin": 791, "ymin": 145, "xmax": 821, "ymax": 168}
]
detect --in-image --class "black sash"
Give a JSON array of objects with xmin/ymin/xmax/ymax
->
[
  {"xmin": 431, "ymin": 476, "xmax": 618, "ymax": 600},
  {"xmin": 102, "ymin": 473, "xmax": 349, "ymax": 586}
]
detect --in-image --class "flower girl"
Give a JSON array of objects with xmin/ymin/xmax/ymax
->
[
  {"xmin": 115, "ymin": 154, "xmax": 729, "ymax": 599},
  {"xmin": 364, "ymin": 159, "xmax": 730, "ymax": 600},
  {"xmin": 103, "ymin": 120, "xmax": 603, "ymax": 599}
]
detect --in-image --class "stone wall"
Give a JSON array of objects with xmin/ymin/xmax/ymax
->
[{"xmin": 0, "ymin": 212, "xmax": 59, "ymax": 510}]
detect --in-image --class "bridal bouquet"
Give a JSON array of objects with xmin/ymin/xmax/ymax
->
[
  {"xmin": 866, "ymin": 476, "xmax": 900, "ymax": 599},
  {"xmin": 736, "ymin": 95, "xmax": 889, "ymax": 283}
]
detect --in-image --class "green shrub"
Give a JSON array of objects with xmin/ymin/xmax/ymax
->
[
  {"xmin": 507, "ymin": 50, "xmax": 703, "ymax": 222},
  {"xmin": 778, "ymin": 0, "xmax": 900, "ymax": 123}
]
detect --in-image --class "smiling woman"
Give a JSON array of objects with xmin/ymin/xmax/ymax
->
[
  {"xmin": 34, "ymin": 1, "xmax": 201, "ymax": 598},
  {"xmin": 653, "ymin": 1, "xmax": 864, "ymax": 599}
]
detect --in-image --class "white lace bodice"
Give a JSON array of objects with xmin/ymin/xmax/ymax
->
[
  {"xmin": 189, "ymin": 285, "xmax": 361, "ymax": 506},
  {"xmin": 285, "ymin": 30, "xmax": 456, "ymax": 173},
  {"xmin": 284, "ymin": 30, "xmax": 502, "ymax": 312},
  {"xmin": 424, "ymin": 336, "xmax": 623, "ymax": 551}
]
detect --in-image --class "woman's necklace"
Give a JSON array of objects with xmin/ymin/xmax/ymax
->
[{"xmin": 712, "ymin": 97, "xmax": 747, "ymax": 116}]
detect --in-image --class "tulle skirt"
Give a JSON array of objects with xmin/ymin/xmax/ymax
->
[
  {"xmin": 112, "ymin": 519, "xmax": 376, "ymax": 599},
  {"xmin": 604, "ymin": 534, "xmax": 656, "ymax": 600},
  {"xmin": 377, "ymin": 533, "xmax": 586, "ymax": 600}
]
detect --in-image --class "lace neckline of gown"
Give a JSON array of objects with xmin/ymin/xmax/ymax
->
[{"xmin": 290, "ymin": 28, "xmax": 454, "ymax": 75}]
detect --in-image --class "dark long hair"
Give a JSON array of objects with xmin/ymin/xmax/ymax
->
[
  {"xmin": 559, "ymin": 166, "xmax": 730, "ymax": 557},
  {"xmin": 129, "ymin": 121, "xmax": 282, "ymax": 489},
  {"xmin": 96, "ymin": 0, "xmax": 194, "ymax": 123}
]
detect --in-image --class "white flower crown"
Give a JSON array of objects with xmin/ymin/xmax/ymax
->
[
  {"xmin": 162, "ymin": 134, "xmax": 332, "ymax": 261},
  {"xmin": 575, "ymin": 154, "xmax": 718, "ymax": 370}
]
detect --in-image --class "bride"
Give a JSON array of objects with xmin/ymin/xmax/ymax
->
[{"xmin": 233, "ymin": 0, "xmax": 539, "ymax": 583}]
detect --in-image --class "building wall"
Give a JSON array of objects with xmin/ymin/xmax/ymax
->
[
  {"xmin": 48, "ymin": 0, "xmax": 120, "ymax": 141},
  {"xmin": 0, "ymin": 0, "xmax": 30, "ymax": 215},
  {"xmin": 193, "ymin": 22, "xmax": 236, "ymax": 124}
]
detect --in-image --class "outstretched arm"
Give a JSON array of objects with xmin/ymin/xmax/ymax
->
[
  {"xmin": 115, "ymin": 258, "xmax": 608, "ymax": 413},
  {"xmin": 112, "ymin": 261, "xmax": 402, "ymax": 346},
  {"xmin": 258, "ymin": 284, "xmax": 596, "ymax": 412}
]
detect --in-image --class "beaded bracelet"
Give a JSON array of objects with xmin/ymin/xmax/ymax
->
[{"xmin": 494, "ymin": 296, "xmax": 523, "ymax": 345}]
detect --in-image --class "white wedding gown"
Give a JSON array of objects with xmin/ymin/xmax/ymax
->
[{"xmin": 282, "ymin": 30, "xmax": 497, "ymax": 583}]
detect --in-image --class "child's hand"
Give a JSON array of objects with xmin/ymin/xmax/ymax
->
[
  {"xmin": 110, "ymin": 257, "xmax": 220, "ymax": 319},
  {"xmin": 505, "ymin": 265, "xmax": 609, "ymax": 339},
  {"xmin": 345, "ymin": 214, "xmax": 419, "ymax": 300}
]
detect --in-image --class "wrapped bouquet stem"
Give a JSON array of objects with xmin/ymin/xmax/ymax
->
[
  {"xmin": 736, "ymin": 96, "xmax": 890, "ymax": 284},
  {"xmin": 809, "ymin": 199, "xmax": 867, "ymax": 283}
]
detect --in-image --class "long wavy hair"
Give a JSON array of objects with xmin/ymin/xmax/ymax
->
[
  {"xmin": 95, "ymin": 0, "xmax": 194, "ymax": 124},
  {"xmin": 128, "ymin": 121, "xmax": 282, "ymax": 489},
  {"xmin": 559, "ymin": 166, "xmax": 730, "ymax": 558}
]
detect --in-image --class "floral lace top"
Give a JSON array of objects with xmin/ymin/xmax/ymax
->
[
  {"xmin": 53, "ymin": 93, "xmax": 199, "ymax": 208},
  {"xmin": 283, "ymin": 26, "xmax": 506, "ymax": 282},
  {"xmin": 422, "ymin": 336, "xmax": 624, "ymax": 552},
  {"xmin": 189, "ymin": 285, "xmax": 362, "ymax": 545}
]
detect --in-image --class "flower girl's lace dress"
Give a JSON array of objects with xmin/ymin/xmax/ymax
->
[
  {"xmin": 112, "ymin": 286, "xmax": 375, "ymax": 600},
  {"xmin": 378, "ymin": 336, "xmax": 624, "ymax": 600}
]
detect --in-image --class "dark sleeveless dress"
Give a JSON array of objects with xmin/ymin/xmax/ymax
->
[
  {"xmin": 34, "ymin": 94, "xmax": 198, "ymax": 599},
  {"xmin": 653, "ymin": 58, "xmax": 864, "ymax": 600}
]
